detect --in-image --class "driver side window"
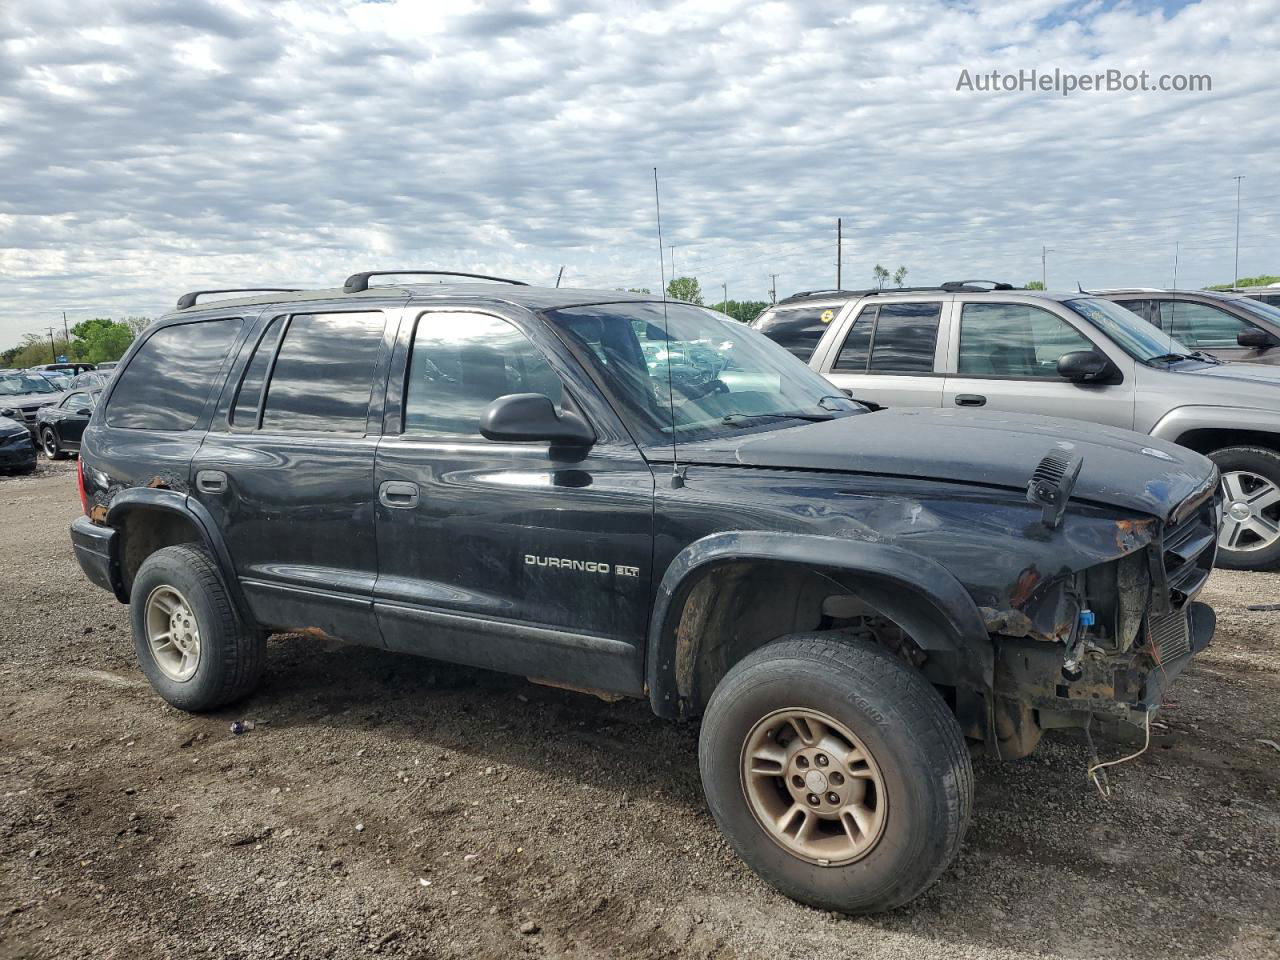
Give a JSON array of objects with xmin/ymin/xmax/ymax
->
[
  {"xmin": 404, "ymin": 313, "xmax": 563, "ymax": 437},
  {"xmin": 957, "ymin": 303, "xmax": 1095, "ymax": 378},
  {"xmin": 1158, "ymin": 301, "xmax": 1250, "ymax": 349}
]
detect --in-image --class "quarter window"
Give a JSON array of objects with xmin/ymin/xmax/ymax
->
[
  {"xmin": 230, "ymin": 316, "xmax": 284, "ymax": 428},
  {"xmin": 404, "ymin": 313, "xmax": 562, "ymax": 437},
  {"xmin": 1158, "ymin": 301, "xmax": 1250, "ymax": 349},
  {"xmin": 834, "ymin": 302, "xmax": 941, "ymax": 374},
  {"xmin": 957, "ymin": 303, "xmax": 1094, "ymax": 378},
  {"xmin": 260, "ymin": 312, "xmax": 386, "ymax": 434},
  {"xmin": 106, "ymin": 318, "xmax": 243, "ymax": 430}
]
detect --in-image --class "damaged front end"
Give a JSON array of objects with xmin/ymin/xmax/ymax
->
[{"xmin": 979, "ymin": 481, "xmax": 1220, "ymax": 759}]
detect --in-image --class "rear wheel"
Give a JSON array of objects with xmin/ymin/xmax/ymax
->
[
  {"xmin": 699, "ymin": 634, "xmax": 972, "ymax": 914},
  {"xmin": 1209, "ymin": 446, "xmax": 1280, "ymax": 570},
  {"xmin": 41, "ymin": 427, "xmax": 67, "ymax": 460},
  {"xmin": 130, "ymin": 544, "xmax": 265, "ymax": 711}
]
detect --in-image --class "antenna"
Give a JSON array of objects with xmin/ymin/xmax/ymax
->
[
  {"xmin": 555, "ymin": 265, "xmax": 565, "ymax": 288},
  {"xmin": 653, "ymin": 167, "xmax": 682, "ymax": 489},
  {"xmin": 1172, "ymin": 241, "xmax": 1179, "ymax": 291}
]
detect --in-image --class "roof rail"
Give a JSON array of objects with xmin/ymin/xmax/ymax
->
[
  {"xmin": 940, "ymin": 280, "xmax": 1014, "ymax": 292},
  {"xmin": 177, "ymin": 288, "xmax": 302, "ymax": 310},
  {"xmin": 343, "ymin": 270, "xmax": 529, "ymax": 293}
]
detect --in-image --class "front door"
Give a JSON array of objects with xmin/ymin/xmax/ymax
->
[
  {"xmin": 942, "ymin": 299, "xmax": 1135, "ymax": 429},
  {"xmin": 191, "ymin": 307, "xmax": 396, "ymax": 645},
  {"xmin": 1156, "ymin": 299, "xmax": 1265, "ymax": 364},
  {"xmin": 819, "ymin": 299, "xmax": 949, "ymax": 409},
  {"xmin": 373, "ymin": 309, "xmax": 655, "ymax": 696}
]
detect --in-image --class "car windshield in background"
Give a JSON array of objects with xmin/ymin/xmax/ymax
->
[
  {"xmin": 546, "ymin": 301, "xmax": 862, "ymax": 443},
  {"xmin": 0, "ymin": 375, "xmax": 57, "ymax": 395},
  {"xmin": 1233, "ymin": 297, "xmax": 1280, "ymax": 325},
  {"xmin": 1065, "ymin": 297, "xmax": 1192, "ymax": 363}
]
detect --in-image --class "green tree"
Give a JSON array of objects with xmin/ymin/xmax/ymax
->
[
  {"xmin": 666, "ymin": 277, "xmax": 703, "ymax": 304},
  {"xmin": 1024, "ymin": 280, "xmax": 1046, "ymax": 290},
  {"xmin": 892, "ymin": 266, "xmax": 908, "ymax": 288},
  {"xmin": 714, "ymin": 300, "xmax": 769, "ymax": 323},
  {"xmin": 70, "ymin": 318, "xmax": 135, "ymax": 364},
  {"xmin": 1206, "ymin": 274, "xmax": 1280, "ymax": 290},
  {"xmin": 872, "ymin": 264, "xmax": 890, "ymax": 289}
]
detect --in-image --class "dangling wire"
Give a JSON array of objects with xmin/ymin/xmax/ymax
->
[{"xmin": 1085, "ymin": 710, "xmax": 1152, "ymax": 799}]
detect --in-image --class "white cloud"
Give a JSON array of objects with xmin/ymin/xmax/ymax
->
[{"xmin": 0, "ymin": 0, "xmax": 1277, "ymax": 343}]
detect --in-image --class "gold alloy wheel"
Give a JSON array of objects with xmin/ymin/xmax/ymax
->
[
  {"xmin": 144, "ymin": 585, "xmax": 202, "ymax": 682},
  {"xmin": 740, "ymin": 708, "xmax": 888, "ymax": 866}
]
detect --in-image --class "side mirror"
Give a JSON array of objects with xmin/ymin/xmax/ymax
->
[
  {"xmin": 1237, "ymin": 327, "xmax": 1277, "ymax": 349},
  {"xmin": 76, "ymin": 408, "xmax": 92, "ymax": 416},
  {"xmin": 479, "ymin": 393, "xmax": 595, "ymax": 446},
  {"xmin": 1057, "ymin": 350, "xmax": 1112, "ymax": 383}
]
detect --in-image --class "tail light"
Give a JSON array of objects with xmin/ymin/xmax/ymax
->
[{"xmin": 77, "ymin": 457, "xmax": 90, "ymax": 516}]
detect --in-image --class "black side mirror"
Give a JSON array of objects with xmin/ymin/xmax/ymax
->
[
  {"xmin": 1057, "ymin": 350, "xmax": 1112, "ymax": 383},
  {"xmin": 1237, "ymin": 327, "xmax": 1277, "ymax": 349},
  {"xmin": 480, "ymin": 393, "xmax": 595, "ymax": 446},
  {"xmin": 76, "ymin": 408, "xmax": 92, "ymax": 416}
]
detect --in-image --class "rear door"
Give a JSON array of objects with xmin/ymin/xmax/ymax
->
[
  {"xmin": 817, "ymin": 298, "xmax": 949, "ymax": 409},
  {"xmin": 191, "ymin": 306, "xmax": 397, "ymax": 645},
  {"xmin": 372, "ymin": 307, "xmax": 655, "ymax": 696},
  {"xmin": 941, "ymin": 297, "xmax": 1135, "ymax": 429}
]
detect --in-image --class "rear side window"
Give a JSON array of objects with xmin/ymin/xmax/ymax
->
[
  {"xmin": 751, "ymin": 305, "xmax": 838, "ymax": 363},
  {"xmin": 834, "ymin": 303, "xmax": 941, "ymax": 374},
  {"xmin": 403, "ymin": 312, "xmax": 562, "ymax": 436},
  {"xmin": 106, "ymin": 318, "xmax": 243, "ymax": 430},
  {"xmin": 260, "ymin": 312, "xmax": 387, "ymax": 434}
]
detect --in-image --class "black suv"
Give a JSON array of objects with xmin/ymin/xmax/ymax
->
[{"xmin": 70, "ymin": 272, "xmax": 1219, "ymax": 914}]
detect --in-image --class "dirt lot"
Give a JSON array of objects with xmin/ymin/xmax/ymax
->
[{"xmin": 1, "ymin": 460, "xmax": 1278, "ymax": 960}]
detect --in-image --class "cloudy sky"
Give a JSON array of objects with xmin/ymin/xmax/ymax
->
[{"xmin": 1, "ymin": 0, "xmax": 1276, "ymax": 344}]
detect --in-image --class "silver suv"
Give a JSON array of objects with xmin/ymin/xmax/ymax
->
[
  {"xmin": 753, "ymin": 283, "xmax": 1280, "ymax": 570},
  {"xmin": 1092, "ymin": 288, "xmax": 1280, "ymax": 365}
]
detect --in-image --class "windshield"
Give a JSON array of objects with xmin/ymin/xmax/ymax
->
[
  {"xmin": 545, "ymin": 301, "xmax": 863, "ymax": 444},
  {"xmin": 1065, "ymin": 297, "xmax": 1193, "ymax": 362},
  {"xmin": 0, "ymin": 374, "xmax": 57, "ymax": 396},
  {"xmin": 1231, "ymin": 297, "xmax": 1280, "ymax": 325}
]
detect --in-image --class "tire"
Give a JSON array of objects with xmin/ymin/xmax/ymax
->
[
  {"xmin": 699, "ymin": 634, "xmax": 972, "ymax": 914},
  {"xmin": 40, "ymin": 427, "xmax": 67, "ymax": 460},
  {"xmin": 130, "ymin": 544, "xmax": 265, "ymax": 712},
  {"xmin": 1208, "ymin": 446, "xmax": 1280, "ymax": 571}
]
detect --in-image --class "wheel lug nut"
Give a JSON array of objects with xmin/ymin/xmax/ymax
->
[
  {"xmin": 826, "ymin": 792, "xmax": 840, "ymax": 805},
  {"xmin": 815, "ymin": 754, "xmax": 828, "ymax": 767},
  {"xmin": 806, "ymin": 794, "xmax": 819, "ymax": 806},
  {"xmin": 829, "ymin": 772, "xmax": 845, "ymax": 786},
  {"xmin": 796, "ymin": 756, "xmax": 809, "ymax": 768}
]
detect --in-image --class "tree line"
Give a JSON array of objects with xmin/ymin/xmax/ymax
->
[{"xmin": 2, "ymin": 316, "xmax": 151, "ymax": 368}]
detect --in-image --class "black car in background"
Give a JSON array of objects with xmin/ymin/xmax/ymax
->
[
  {"xmin": 35, "ymin": 389, "xmax": 97, "ymax": 459},
  {"xmin": 0, "ymin": 373, "xmax": 64, "ymax": 435},
  {"xmin": 0, "ymin": 414, "xmax": 36, "ymax": 474}
]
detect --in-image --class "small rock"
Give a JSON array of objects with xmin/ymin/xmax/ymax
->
[
  {"xmin": 355, "ymin": 823, "xmax": 365, "ymax": 833},
  {"xmin": 519, "ymin": 921, "xmax": 540, "ymax": 935}
]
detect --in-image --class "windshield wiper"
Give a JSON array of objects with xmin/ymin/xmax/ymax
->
[
  {"xmin": 1187, "ymin": 350, "xmax": 1223, "ymax": 364},
  {"xmin": 721, "ymin": 411, "xmax": 836, "ymax": 426},
  {"xmin": 1147, "ymin": 352, "xmax": 1196, "ymax": 364}
]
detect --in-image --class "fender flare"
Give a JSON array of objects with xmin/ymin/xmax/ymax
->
[
  {"xmin": 104, "ymin": 489, "xmax": 251, "ymax": 619},
  {"xmin": 1150, "ymin": 405, "xmax": 1280, "ymax": 445},
  {"xmin": 645, "ymin": 531, "xmax": 992, "ymax": 717}
]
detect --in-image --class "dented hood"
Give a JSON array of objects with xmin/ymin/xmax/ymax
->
[{"xmin": 674, "ymin": 408, "xmax": 1215, "ymax": 520}]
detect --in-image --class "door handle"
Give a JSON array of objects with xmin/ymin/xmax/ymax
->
[
  {"xmin": 195, "ymin": 470, "xmax": 228, "ymax": 494},
  {"xmin": 379, "ymin": 480, "xmax": 420, "ymax": 509},
  {"xmin": 954, "ymin": 394, "xmax": 986, "ymax": 407}
]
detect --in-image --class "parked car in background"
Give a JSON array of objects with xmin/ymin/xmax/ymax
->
[
  {"xmin": 1093, "ymin": 288, "xmax": 1280, "ymax": 364},
  {"xmin": 754, "ymin": 282, "xmax": 1280, "ymax": 570},
  {"xmin": 0, "ymin": 414, "xmax": 36, "ymax": 474},
  {"xmin": 0, "ymin": 372, "xmax": 65, "ymax": 436},
  {"xmin": 37, "ymin": 370, "xmax": 73, "ymax": 391},
  {"xmin": 1231, "ymin": 284, "xmax": 1280, "ymax": 309},
  {"xmin": 27, "ymin": 361, "xmax": 96, "ymax": 376},
  {"xmin": 35, "ymin": 389, "xmax": 97, "ymax": 459},
  {"xmin": 94, "ymin": 361, "xmax": 119, "ymax": 372},
  {"xmin": 68, "ymin": 370, "xmax": 112, "ymax": 391}
]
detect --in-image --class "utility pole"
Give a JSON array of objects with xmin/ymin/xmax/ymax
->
[
  {"xmin": 46, "ymin": 326, "xmax": 58, "ymax": 363},
  {"xmin": 721, "ymin": 283, "xmax": 728, "ymax": 319},
  {"xmin": 668, "ymin": 245, "xmax": 677, "ymax": 279},
  {"xmin": 554, "ymin": 266, "xmax": 565, "ymax": 288},
  {"xmin": 1041, "ymin": 245, "xmax": 1054, "ymax": 289},
  {"xmin": 62, "ymin": 310, "xmax": 70, "ymax": 343},
  {"xmin": 1173, "ymin": 241, "xmax": 1180, "ymax": 291},
  {"xmin": 836, "ymin": 218, "xmax": 842, "ymax": 289},
  {"xmin": 1233, "ymin": 175, "xmax": 1245, "ymax": 288},
  {"xmin": 769, "ymin": 274, "xmax": 778, "ymax": 303}
]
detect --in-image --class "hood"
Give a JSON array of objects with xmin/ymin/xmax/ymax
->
[
  {"xmin": 0, "ymin": 390, "xmax": 62, "ymax": 408},
  {"xmin": 1138, "ymin": 360, "xmax": 1280, "ymax": 410},
  {"xmin": 0, "ymin": 415, "xmax": 27, "ymax": 436},
  {"xmin": 674, "ymin": 408, "xmax": 1215, "ymax": 520},
  {"xmin": 1168, "ymin": 360, "xmax": 1280, "ymax": 385}
]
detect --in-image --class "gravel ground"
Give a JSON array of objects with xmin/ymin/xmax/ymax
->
[{"xmin": 1, "ymin": 459, "xmax": 1278, "ymax": 960}]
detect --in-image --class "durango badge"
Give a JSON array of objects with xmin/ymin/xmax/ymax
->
[{"xmin": 525, "ymin": 555, "xmax": 639, "ymax": 577}]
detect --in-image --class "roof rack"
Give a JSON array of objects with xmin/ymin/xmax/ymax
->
[
  {"xmin": 177, "ymin": 288, "xmax": 302, "ymax": 309},
  {"xmin": 343, "ymin": 270, "xmax": 529, "ymax": 293},
  {"xmin": 939, "ymin": 280, "xmax": 1014, "ymax": 292}
]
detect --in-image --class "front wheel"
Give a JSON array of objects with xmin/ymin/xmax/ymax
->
[
  {"xmin": 699, "ymin": 634, "xmax": 972, "ymax": 914},
  {"xmin": 1210, "ymin": 446, "xmax": 1280, "ymax": 570},
  {"xmin": 41, "ymin": 427, "xmax": 67, "ymax": 460}
]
